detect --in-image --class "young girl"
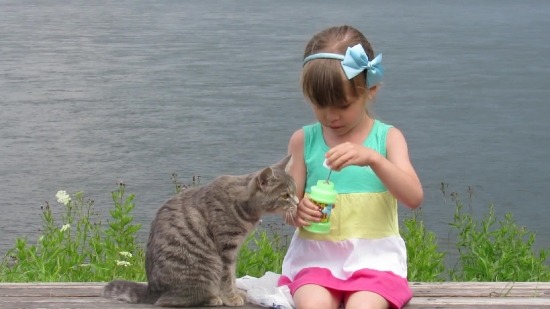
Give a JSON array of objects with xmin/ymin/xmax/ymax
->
[{"xmin": 278, "ymin": 25, "xmax": 424, "ymax": 309}]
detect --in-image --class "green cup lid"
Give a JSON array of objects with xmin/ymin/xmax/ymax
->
[{"xmin": 310, "ymin": 180, "xmax": 337, "ymax": 204}]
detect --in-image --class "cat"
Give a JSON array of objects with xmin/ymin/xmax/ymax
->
[{"xmin": 102, "ymin": 155, "xmax": 298, "ymax": 307}]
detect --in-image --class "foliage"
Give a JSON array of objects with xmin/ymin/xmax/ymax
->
[
  {"xmin": 448, "ymin": 194, "xmax": 550, "ymax": 281},
  {"xmin": 0, "ymin": 183, "xmax": 145, "ymax": 282},
  {"xmin": 401, "ymin": 210, "xmax": 446, "ymax": 282},
  {"xmin": 1, "ymin": 181, "xmax": 549, "ymax": 283},
  {"xmin": 237, "ymin": 223, "xmax": 289, "ymax": 278}
]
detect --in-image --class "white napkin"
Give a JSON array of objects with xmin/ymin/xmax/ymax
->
[{"xmin": 236, "ymin": 272, "xmax": 295, "ymax": 309}]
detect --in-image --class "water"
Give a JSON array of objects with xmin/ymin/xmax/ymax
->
[{"xmin": 1, "ymin": 0, "xmax": 549, "ymax": 259}]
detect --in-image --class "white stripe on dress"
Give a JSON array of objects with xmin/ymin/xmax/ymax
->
[{"xmin": 282, "ymin": 229, "xmax": 408, "ymax": 280}]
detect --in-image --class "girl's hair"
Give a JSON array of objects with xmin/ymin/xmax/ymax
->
[{"xmin": 302, "ymin": 25, "xmax": 375, "ymax": 108}]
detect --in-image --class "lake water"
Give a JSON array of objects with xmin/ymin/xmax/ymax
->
[{"xmin": 1, "ymin": 0, "xmax": 549, "ymax": 259}]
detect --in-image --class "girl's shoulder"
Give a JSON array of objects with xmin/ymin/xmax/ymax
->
[
  {"xmin": 374, "ymin": 119, "xmax": 405, "ymax": 143},
  {"xmin": 288, "ymin": 128, "xmax": 305, "ymax": 155}
]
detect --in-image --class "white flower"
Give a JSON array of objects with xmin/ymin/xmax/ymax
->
[
  {"xmin": 56, "ymin": 190, "xmax": 71, "ymax": 206},
  {"xmin": 116, "ymin": 260, "xmax": 132, "ymax": 267},
  {"xmin": 60, "ymin": 224, "xmax": 71, "ymax": 232},
  {"xmin": 119, "ymin": 251, "xmax": 133, "ymax": 258}
]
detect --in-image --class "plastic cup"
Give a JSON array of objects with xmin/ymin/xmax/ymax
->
[{"xmin": 303, "ymin": 180, "xmax": 337, "ymax": 234}]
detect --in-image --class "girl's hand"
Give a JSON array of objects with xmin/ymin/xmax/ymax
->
[
  {"xmin": 294, "ymin": 196, "xmax": 322, "ymax": 228},
  {"xmin": 324, "ymin": 128, "xmax": 424, "ymax": 209},
  {"xmin": 325, "ymin": 142, "xmax": 379, "ymax": 171}
]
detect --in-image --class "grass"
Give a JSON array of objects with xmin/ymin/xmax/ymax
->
[{"xmin": 0, "ymin": 181, "xmax": 548, "ymax": 283}]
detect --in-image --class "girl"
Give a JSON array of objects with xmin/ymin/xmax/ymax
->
[{"xmin": 279, "ymin": 25, "xmax": 424, "ymax": 309}]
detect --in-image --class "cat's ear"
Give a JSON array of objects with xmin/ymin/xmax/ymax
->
[
  {"xmin": 273, "ymin": 154, "xmax": 293, "ymax": 174},
  {"xmin": 257, "ymin": 167, "xmax": 273, "ymax": 191}
]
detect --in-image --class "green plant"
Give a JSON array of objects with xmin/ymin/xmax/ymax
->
[
  {"xmin": 0, "ymin": 177, "xmax": 289, "ymax": 283},
  {"xmin": 401, "ymin": 209, "xmax": 445, "ymax": 282},
  {"xmin": 91, "ymin": 182, "xmax": 145, "ymax": 281},
  {"xmin": 448, "ymin": 193, "xmax": 550, "ymax": 281},
  {"xmin": 0, "ymin": 183, "xmax": 145, "ymax": 282},
  {"xmin": 4, "ymin": 180, "xmax": 550, "ymax": 284},
  {"xmin": 237, "ymin": 223, "xmax": 289, "ymax": 278}
]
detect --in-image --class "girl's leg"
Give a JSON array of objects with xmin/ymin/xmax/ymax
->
[
  {"xmin": 344, "ymin": 291, "xmax": 389, "ymax": 309},
  {"xmin": 293, "ymin": 284, "xmax": 342, "ymax": 309}
]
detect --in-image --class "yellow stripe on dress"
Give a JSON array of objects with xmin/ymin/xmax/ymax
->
[{"xmin": 299, "ymin": 191, "xmax": 399, "ymax": 241}]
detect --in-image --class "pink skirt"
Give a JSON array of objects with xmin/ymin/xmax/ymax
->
[{"xmin": 278, "ymin": 267, "xmax": 412, "ymax": 309}]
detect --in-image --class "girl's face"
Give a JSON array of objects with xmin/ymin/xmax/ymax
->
[{"xmin": 311, "ymin": 85, "xmax": 374, "ymax": 137}]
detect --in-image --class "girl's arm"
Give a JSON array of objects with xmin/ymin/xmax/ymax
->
[
  {"xmin": 375, "ymin": 127, "xmax": 423, "ymax": 209},
  {"xmin": 284, "ymin": 129, "xmax": 323, "ymax": 226},
  {"xmin": 287, "ymin": 129, "xmax": 306, "ymax": 201}
]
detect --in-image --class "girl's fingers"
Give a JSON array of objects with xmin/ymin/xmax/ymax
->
[
  {"xmin": 325, "ymin": 148, "xmax": 348, "ymax": 170},
  {"xmin": 298, "ymin": 199, "xmax": 321, "ymax": 223},
  {"xmin": 297, "ymin": 217, "xmax": 310, "ymax": 227}
]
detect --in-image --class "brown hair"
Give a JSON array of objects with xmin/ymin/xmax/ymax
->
[{"xmin": 302, "ymin": 25, "xmax": 375, "ymax": 108}]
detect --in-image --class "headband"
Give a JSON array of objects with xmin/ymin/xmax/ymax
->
[{"xmin": 303, "ymin": 44, "xmax": 383, "ymax": 88}]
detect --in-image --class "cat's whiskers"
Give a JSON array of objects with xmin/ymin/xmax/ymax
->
[{"xmin": 285, "ymin": 206, "xmax": 298, "ymax": 226}]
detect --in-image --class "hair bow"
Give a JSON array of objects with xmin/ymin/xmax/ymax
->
[
  {"xmin": 341, "ymin": 44, "xmax": 383, "ymax": 88},
  {"xmin": 303, "ymin": 44, "xmax": 384, "ymax": 88}
]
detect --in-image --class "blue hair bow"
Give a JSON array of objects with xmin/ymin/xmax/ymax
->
[
  {"xmin": 303, "ymin": 44, "xmax": 384, "ymax": 88},
  {"xmin": 342, "ymin": 44, "xmax": 383, "ymax": 87}
]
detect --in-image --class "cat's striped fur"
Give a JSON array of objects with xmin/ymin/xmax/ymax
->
[{"xmin": 102, "ymin": 155, "xmax": 297, "ymax": 307}]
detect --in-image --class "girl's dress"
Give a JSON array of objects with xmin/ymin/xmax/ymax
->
[{"xmin": 278, "ymin": 120, "xmax": 412, "ymax": 309}]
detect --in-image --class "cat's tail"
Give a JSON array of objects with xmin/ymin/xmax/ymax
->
[{"xmin": 101, "ymin": 280, "xmax": 159, "ymax": 304}]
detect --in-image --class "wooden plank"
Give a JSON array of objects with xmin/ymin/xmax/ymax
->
[
  {"xmin": 407, "ymin": 297, "xmax": 550, "ymax": 308},
  {"xmin": 1, "ymin": 282, "xmax": 550, "ymax": 308},
  {"xmin": 0, "ymin": 296, "xmax": 261, "ymax": 309},
  {"xmin": 1, "ymin": 296, "xmax": 550, "ymax": 309},
  {"xmin": 0, "ymin": 298, "xmax": 155, "ymax": 309},
  {"xmin": 3, "ymin": 282, "xmax": 550, "ymax": 298},
  {"xmin": 410, "ymin": 282, "xmax": 550, "ymax": 298},
  {"xmin": 0, "ymin": 296, "xmax": 135, "ymax": 309},
  {"xmin": 0, "ymin": 283, "xmax": 261, "ymax": 308},
  {"xmin": 0, "ymin": 283, "xmax": 103, "ymax": 297}
]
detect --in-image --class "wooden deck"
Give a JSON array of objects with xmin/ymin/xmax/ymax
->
[{"xmin": 0, "ymin": 282, "xmax": 549, "ymax": 308}]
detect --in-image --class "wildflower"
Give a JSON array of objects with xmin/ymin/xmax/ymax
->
[
  {"xmin": 60, "ymin": 224, "xmax": 71, "ymax": 232},
  {"xmin": 119, "ymin": 251, "xmax": 133, "ymax": 258},
  {"xmin": 56, "ymin": 190, "xmax": 71, "ymax": 206},
  {"xmin": 116, "ymin": 260, "xmax": 132, "ymax": 267}
]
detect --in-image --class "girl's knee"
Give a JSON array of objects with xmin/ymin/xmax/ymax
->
[
  {"xmin": 293, "ymin": 284, "xmax": 341, "ymax": 309},
  {"xmin": 294, "ymin": 297, "xmax": 334, "ymax": 309},
  {"xmin": 344, "ymin": 291, "xmax": 390, "ymax": 309}
]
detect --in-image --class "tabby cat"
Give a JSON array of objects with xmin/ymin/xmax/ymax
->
[{"xmin": 102, "ymin": 155, "xmax": 297, "ymax": 307}]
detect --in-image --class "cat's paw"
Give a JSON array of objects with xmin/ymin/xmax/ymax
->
[
  {"xmin": 237, "ymin": 289, "xmax": 247, "ymax": 299},
  {"xmin": 221, "ymin": 292, "xmax": 245, "ymax": 307},
  {"xmin": 155, "ymin": 295, "xmax": 223, "ymax": 307},
  {"xmin": 204, "ymin": 296, "xmax": 224, "ymax": 306}
]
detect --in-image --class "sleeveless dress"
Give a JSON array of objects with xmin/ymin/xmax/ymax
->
[{"xmin": 278, "ymin": 120, "xmax": 413, "ymax": 309}]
